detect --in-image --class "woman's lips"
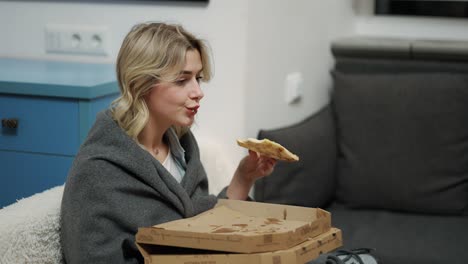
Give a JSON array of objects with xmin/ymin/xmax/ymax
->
[{"xmin": 186, "ymin": 105, "xmax": 199, "ymax": 115}]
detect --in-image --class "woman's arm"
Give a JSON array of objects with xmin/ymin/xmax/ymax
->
[{"xmin": 226, "ymin": 150, "xmax": 276, "ymax": 200}]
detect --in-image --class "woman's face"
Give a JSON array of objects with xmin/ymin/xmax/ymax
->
[{"xmin": 146, "ymin": 49, "xmax": 204, "ymax": 128}]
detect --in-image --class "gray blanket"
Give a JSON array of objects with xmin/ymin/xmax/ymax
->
[{"xmin": 60, "ymin": 110, "xmax": 225, "ymax": 263}]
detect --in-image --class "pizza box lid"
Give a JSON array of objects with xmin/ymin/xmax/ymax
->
[{"xmin": 136, "ymin": 199, "xmax": 331, "ymax": 253}]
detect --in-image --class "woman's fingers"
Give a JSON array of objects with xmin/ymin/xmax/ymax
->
[
  {"xmin": 248, "ymin": 150, "xmax": 260, "ymax": 159},
  {"xmin": 261, "ymin": 157, "xmax": 276, "ymax": 165},
  {"xmin": 243, "ymin": 151, "xmax": 277, "ymax": 177},
  {"xmin": 258, "ymin": 157, "xmax": 276, "ymax": 175}
]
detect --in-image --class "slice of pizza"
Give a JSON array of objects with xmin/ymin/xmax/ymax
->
[{"xmin": 236, "ymin": 138, "xmax": 299, "ymax": 162}]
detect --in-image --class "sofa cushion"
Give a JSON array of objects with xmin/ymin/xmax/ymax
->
[
  {"xmin": 254, "ymin": 105, "xmax": 336, "ymax": 208},
  {"xmin": 327, "ymin": 203, "xmax": 468, "ymax": 264},
  {"xmin": 332, "ymin": 72, "xmax": 468, "ymax": 215}
]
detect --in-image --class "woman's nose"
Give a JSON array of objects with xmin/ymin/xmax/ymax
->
[{"xmin": 190, "ymin": 79, "xmax": 204, "ymax": 101}]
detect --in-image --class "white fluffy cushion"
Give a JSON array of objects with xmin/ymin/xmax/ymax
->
[{"xmin": 0, "ymin": 185, "xmax": 64, "ymax": 264}]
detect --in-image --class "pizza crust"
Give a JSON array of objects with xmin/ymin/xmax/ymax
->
[{"xmin": 237, "ymin": 138, "xmax": 299, "ymax": 162}]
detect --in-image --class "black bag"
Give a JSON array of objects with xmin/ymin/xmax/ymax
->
[{"xmin": 307, "ymin": 248, "xmax": 378, "ymax": 264}]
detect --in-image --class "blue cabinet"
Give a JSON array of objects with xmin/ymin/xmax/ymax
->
[{"xmin": 0, "ymin": 58, "xmax": 119, "ymax": 208}]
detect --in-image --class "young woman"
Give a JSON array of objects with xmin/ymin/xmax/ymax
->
[{"xmin": 60, "ymin": 22, "xmax": 276, "ymax": 263}]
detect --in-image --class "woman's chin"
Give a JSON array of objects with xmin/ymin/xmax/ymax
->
[{"xmin": 176, "ymin": 117, "xmax": 195, "ymax": 127}]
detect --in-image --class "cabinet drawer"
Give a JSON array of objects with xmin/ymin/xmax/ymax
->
[
  {"xmin": 0, "ymin": 94, "xmax": 79, "ymax": 156},
  {"xmin": 0, "ymin": 150, "xmax": 73, "ymax": 208}
]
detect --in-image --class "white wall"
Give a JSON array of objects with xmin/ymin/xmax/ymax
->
[
  {"xmin": 244, "ymin": 0, "xmax": 355, "ymax": 137},
  {"xmin": 354, "ymin": 0, "xmax": 468, "ymax": 40}
]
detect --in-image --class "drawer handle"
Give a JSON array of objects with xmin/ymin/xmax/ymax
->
[{"xmin": 2, "ymin": 118, "xmax": 19, "ymax": 129}]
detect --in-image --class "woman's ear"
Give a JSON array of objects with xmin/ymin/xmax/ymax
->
[
  {"xmin": 143, "ymin": 90, "xmax": 151, "ymax": 101},
  {"xmin": 143, "ymin": 84, "xmax": 157, "ymax": 102}
]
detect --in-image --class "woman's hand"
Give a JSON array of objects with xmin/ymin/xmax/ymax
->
[
  {"xmin": 226, "ymin": 150, "xmax": 277, "ymax": 200},
  {"xmin": 237, "ymin": 150, "xmax": 277, "ymax": 183}
]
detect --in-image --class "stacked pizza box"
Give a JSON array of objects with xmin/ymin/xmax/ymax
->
[{"xmin": 136, "ymin": 199, "xmax": 342, "ymax": 264}]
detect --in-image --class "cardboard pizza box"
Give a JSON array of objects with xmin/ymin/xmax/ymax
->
[
  {"xmin": 136, "ymin": 227, "xmax": 342, "ymax": 264},
  {"xmin": 136, "ymin": 199, "xmax": 331, "ymax": 254}
]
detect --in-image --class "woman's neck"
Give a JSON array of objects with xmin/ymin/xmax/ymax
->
[{"xmin": 138, "ymin": 118, "xmax": 170, "ymax": 162}]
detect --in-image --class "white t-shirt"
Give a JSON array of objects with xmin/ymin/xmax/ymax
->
[
  {"xmin": 138, "ymin": 128, "xmax": 187, "ymax": 183},
  {"xmin": 162, "ymin": 149, "xmax": 185, "ymax": 183}
]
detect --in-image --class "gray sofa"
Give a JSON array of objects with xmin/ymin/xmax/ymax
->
[{"xmin": 254, "ymin": 36, "xmax": 468, "ymax": 264}]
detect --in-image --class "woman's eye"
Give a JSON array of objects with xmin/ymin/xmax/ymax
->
[
  {"xmin": 175, "ymin": 79, "xmax": 187, "ymax": 85},
  {"xmin": 196, "ymin": 76, "xmax": 203, "ymax": 83}
]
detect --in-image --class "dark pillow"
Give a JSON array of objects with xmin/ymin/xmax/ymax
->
[
  {"xmin": 254, "ymin": 105, "xmax": 336, "ymax": 208},
  {"xmin": 332, "ymin": 72, "xmax": 468, "ymax": 215}
]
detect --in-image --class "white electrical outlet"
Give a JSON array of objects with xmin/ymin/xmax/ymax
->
[
  {"xmin": 285, "ymin": 72, "xmax": 303, "ymax": 104},
  {"xmin": 45, "ymin": 24, "xmax": 109, "ymax": 56}
]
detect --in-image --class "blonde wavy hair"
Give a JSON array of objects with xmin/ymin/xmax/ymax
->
[{"xmin": 111, "ymin": 22, "xmax": 212, "ymax": 139}]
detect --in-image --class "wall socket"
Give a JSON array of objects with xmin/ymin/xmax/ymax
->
[
  {"xmin": 285, "ymin": 72, "xmax": 303, "ymax": 105},
  {"xmin": 45, "ymin": 24, "xmax": 109, "ymax": 56}
]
